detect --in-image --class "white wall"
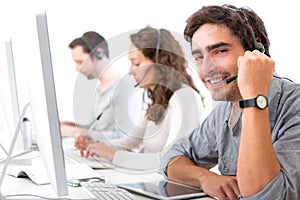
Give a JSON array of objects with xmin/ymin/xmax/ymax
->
[{"xmin": 1, "ymin": 0, "xmax": 299, "ymax": 122}]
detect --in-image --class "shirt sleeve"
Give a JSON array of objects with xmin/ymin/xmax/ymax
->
[
  {"xmin": 240, "ymin": 113, "xmax": 300, "ymax": 199},
  {"xmin": 239, "ymin": 81, "xmax": 300, "ymax": 199},
  {"xmin": 108, "ymin": 117, "xmax": 147, "ymax": 152}
]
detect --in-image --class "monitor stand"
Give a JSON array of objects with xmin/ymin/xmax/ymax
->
[
  {"xmin": 0, "ymin": 103, "xmax": 30, "ymax": 200},
  {"xmin": 0, "ymin": 103, "xmax": 92, "ymax": 200}
]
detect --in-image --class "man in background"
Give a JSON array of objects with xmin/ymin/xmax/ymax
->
[{"xmin": 61, "ymin": 31, "xmax": 144, "ymax": 141}]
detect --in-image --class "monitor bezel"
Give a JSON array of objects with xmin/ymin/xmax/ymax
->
[{"xmin": 28, "ymin": 11, "xmax": 68, "ymax": 196}]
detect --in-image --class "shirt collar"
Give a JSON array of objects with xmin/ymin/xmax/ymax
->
[{"xmin": 228, "ymin": 104, "xmax": 242, "ymax": 130}]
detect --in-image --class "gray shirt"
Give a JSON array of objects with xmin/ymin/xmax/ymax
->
[
  {"xmin": 161, "ymin": 76, "xmax": 300, "ymax": 199},
  {"xmin": 90, "ymin": 75, "xmax": 144, "ymax": 141}
]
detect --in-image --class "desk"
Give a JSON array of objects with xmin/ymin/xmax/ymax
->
[
  {"xmin": 95, "ymin": 168, "xmax": 214, "ymax": 200},
  {"xmin": 1, "ymin": 167, "xmax": 214, "ymax": 199},
  {"xmin": 0, "ymin": 147, "xmax": 213, "ymax": 199}
]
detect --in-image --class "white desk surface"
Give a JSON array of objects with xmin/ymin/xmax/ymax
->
[
  {"xmin": 1, "ymin": 153, "xmax": 214, "ymax": 200},
  {"xmin": 98, "ymin": 168, "xmax": 214, "ymax": 200},
  {"xmin": 1, "ymin": 168, "xmax": 214, "ymax": 200}
]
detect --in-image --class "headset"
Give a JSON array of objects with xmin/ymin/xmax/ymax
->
[
  {"xmin": 254, "ymin": 40, "xmax": 265, "ymax": 53},
  {"xmin": 79, "ymin": 36, "xmax": 103, "ymax": 60},
  {"xmin": 134, "ymin": 28, "xmax": 161, "ymax": 87},
  {"xmin": 223, "ymin": 4, "xmax": 265, "ymax": 85},
  {"xmin": 249, "ymin": 26, "xmax": 265, "ymax": 53},
  {"xmin": 223, "ymin": 4, "xmax": 265, "ymax": 53},
  {"xmin": 154, "ymin": 28, "xmax": 161, "ymax": 63}
]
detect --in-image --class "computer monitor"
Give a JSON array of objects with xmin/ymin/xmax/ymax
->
[
  {"xmin": 4, "ymin": 40, "xmax": 20, "ymax": 132},
  {"xmin": 0, "ymin": 40, "xmax": 23, "ymax": 154},
  {"xmin": 27, "ymin": 12, "xmax": 68, "ymax": 196}
]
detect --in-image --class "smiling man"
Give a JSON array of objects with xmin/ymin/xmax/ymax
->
[{"xmin": 161, "ymin": 5, "xmax": 300, "ymax": 200}]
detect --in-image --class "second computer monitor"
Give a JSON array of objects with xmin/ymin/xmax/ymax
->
[{"xmin": 27, "ymin": 12, "xmax": 68, "ymax": 196}]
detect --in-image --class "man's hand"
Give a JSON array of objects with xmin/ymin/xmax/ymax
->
[
  {"xmin": 167, "ymin": 156, "xmax": 240, "ymax": 200},
  {"xmin": 201, "ymin": 172, "xmax": 240, "ymax": 200},
  {"xmin": 237, "ymin": 50, "xmax": 275, "ymax": 99}
]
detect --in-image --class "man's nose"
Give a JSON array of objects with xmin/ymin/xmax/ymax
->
[{"xmin": 201, "ymin": 55, "xmax": 216, "ymax": 74}]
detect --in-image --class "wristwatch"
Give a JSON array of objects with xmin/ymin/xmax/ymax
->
[{"xmin": 239, "ymin": 94, "xmax": 268, "ymax": 110}]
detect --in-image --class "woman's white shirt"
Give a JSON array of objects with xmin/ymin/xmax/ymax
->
[{"xmin": 109, "ymin": 86, "xmax": 205, "ymax": 171}]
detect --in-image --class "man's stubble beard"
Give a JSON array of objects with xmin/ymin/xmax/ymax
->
[{"xmin": 210, "ymin": 82, "xmax": 242, "ymax": 102}]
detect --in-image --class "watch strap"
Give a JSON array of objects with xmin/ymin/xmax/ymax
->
[{"xmin": 239, "ymin": 98, "xmax": 256, "ymax": 108}]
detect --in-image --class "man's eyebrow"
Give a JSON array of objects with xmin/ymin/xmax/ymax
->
[
  {"xmin": 192, "ymin": 42, "xmax": 232, "ymax": 55},
  {"xmin": 191, "ymin": 49, "xmax": 202, "ymax": 55},
  {"xmin": 206, "ymin": 42, "xmax": 231, "ymax": 51}
]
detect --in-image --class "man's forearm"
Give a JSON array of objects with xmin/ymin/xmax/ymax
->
[
  {"xmin": 238, "ymin": 108, "xmax": 280, "ymax": 197},
  {"xmin": 166, "ymin": 156, "xmax": 211, "ymax": 187}
]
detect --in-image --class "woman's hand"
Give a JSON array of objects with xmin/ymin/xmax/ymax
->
[
  {"xmin": 86, "ymin": 141, "xmax": 116, "ymax": 162},
  {"xmin": 74, "ymin": 134, "xmax": 94, "ymax": 158}
]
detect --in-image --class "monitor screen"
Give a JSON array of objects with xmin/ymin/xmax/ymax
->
[{"xmin": 27, "ymin": 11, "xmax": 68, "ymax": 196}]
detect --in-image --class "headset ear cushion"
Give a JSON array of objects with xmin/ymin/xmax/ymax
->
[
  {"xmin": 255, "ymin": 41, "xmax": 265, "ymax": 53},
  {"xmin": 96, "ymin": 51, "xmax": 103, "ymax": 60}
]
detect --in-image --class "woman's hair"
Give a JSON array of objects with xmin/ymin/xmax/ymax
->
[
  {"xmin": 130, "ymin": 26, "xmax": 200, "ymax": 124},
  {"xmin": 184, "ymin": 5, "xmax": 270, "ymax": 57}
]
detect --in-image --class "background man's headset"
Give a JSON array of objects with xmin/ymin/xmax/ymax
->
[
  {"xmin": 134, "ymin": 28, "xmax": 161, "ymax": 87},
  {"xmin": 79, "ymin": 36, "xmax": 103, "ymax": 60}
]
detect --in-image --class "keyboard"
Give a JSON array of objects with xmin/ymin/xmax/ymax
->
[
  {"xmin": 81, "ymin": 181, "xmax": 138, "ymax": 200},
  {"xmin": 64, "ymin": 149, "xmax": 114, "ymax": 169}
]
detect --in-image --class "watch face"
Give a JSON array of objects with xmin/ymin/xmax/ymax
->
[{"xmin": 256, "ymin": 95, "xmax": 267, "ymax": 109}]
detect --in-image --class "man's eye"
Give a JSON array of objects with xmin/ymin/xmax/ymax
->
[
  {"xmin": 217, "ymin": 49, "xmax": 227, "ymax": 54},
  {"xmin": 194, "ymin": 55, "xmax": 203, "ymax": 61}
]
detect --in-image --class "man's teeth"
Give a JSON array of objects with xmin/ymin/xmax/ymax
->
[{"xmin": 210, "ymin": 77, "xmax": 223, "ymax": 84}]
